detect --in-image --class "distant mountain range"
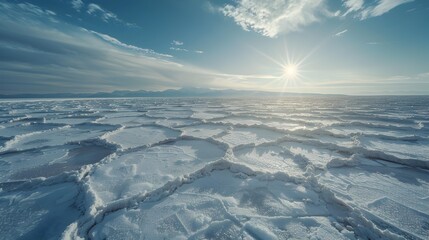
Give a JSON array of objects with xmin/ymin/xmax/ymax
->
[{"xmin": 0, "ymin": 87, "xmax": 335, "ymax": 99}]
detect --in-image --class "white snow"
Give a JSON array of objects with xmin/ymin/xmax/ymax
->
[
  {"xmin": 0, "ymin": 96, "xmax": 428, "ymax": 239},
  {"xmin": 101, "ymin": 125, "xmax": 180, "ymax": 150},
  {"xmin": 88, "ymin": 139, "xmax": 226, "ymax": 204},
  {"xmin": 90, "ymin": 170, "xmax": 352, "ymax": 239}
]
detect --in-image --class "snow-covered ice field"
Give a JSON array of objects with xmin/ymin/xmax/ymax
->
[{"xmin": 0, "ymin": 96, "xmax": 428, "ymax": 239}]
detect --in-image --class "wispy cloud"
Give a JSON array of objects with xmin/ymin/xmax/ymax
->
[
  {"xmin": 169, "ymin": 40, "xmax": 203, "ymax": 54},
  {"xmin": 171, "ymin": 40, "xmax": 184, "ymax": 46},
  {"xmin": 71, "ymin": 0, "xmax": 84, "ymax": 12},
  {"xmin": 170, "ymin": 40, "xmax": 189, "ymax": 52},
  {"xmin": 0, "ymin": 1, "xmax": 58, "ymax": 25},
  {"xmin": 342, "ymin": 0, "xmax": 364, "ymax": 17},
  {"xmin": 221, "ymin": 0, "xmax": 331, "ymax": 38},
  {"xmin": 220, "ymin": 0, "xmax": 414, "ymax": 37},
  {"xmin": 14, "ymin": 2, "xmax": 56, "ymax": 17},
  {"xmin": 0, "ymin": 1, "xmax": 270, "ymax": 94},
  {"xmin": 360, "ymin": 0, "xmax": 413, "ymax": 19},
  {"xmin": 385, "ymin": 75, "xmax": 412, "ymax": 81},
  {"xmin": 342, "ymin": 0, "xmax": 414, "ymax": 20},
  {"xmin": 90, "ymin": 31, "xmax": 173, "ymax": 58},
  {"xmin": 417, "ymin": 72, "xmax": 429, "ymax": 79},
  {"xmin": 86, "ymin": 3, "xmax": 137, "ymax": 27},
  {"xmin": 87, "ymin": 3, "xmax": 117, "ymax": 22},
  {"xmin": 170, "ymin": 47, "xmax": 188, "ymax": 52},
  {"xmin": 334, "ymin": 29, "xmax": 348, "ymax": 36}
]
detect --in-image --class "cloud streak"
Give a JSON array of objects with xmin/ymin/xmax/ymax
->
[
  {"xmin": 221, "ymin": 0, "xmax": 414, "ymax": 37},
  {"xmin": 0, "ymin": 1, "xmax": 272, "ymax": 94},
  {"xmin": 172, "ymin": 40, "xmax": 184, "ymax": 46},
  {"xmin": 71, "ymin": 0, "xmax": 83, "ymax": 12},
  {"xmin": 169, "ymin": 40, "xmax": 203, "ymax": 54},
  {"xmin": 342, "ymin": 0, "xmax": 364, "ymax": 17},
  {"xmin": 170, "ymin": 47, "xmax": 188, "ymax": 52},
  {"xmin": 87, "ymin": 3, "xmax": 117, "ymax": 22},
  {"xmin": 342, "ymin": 0, "xmax": 414, "ymax": 20},
  {"xmin": 334, "ymin": 29, "xmax": 348, "ymax": 36},
  {"xmin": 86, "ymin": 3, "xmax": 137, "ymax": 27},
  {"xmin": 360, "ymin": 0, "xmax": 414, "ymax": 19},
  {"xmin": 221, "ymin": 0, "xmax": 331, "ymax": 37},
  {"xmin": 90, "ymin": 31, "xmax": 173, "ymax": 58}
]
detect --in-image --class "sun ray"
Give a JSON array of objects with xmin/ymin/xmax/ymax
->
[{"xmin": 249, "ymin": 40, "xmax": 314, "ymax": 92}]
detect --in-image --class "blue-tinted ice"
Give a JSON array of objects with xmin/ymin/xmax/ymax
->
[{"xmin": 0, "ymin": 96, "xmax": 428, "ymax": 239}]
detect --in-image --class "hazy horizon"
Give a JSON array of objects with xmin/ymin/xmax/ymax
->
[{"xmin": 2, "ymin": 87, "xmax": 429, "ymax": 98}]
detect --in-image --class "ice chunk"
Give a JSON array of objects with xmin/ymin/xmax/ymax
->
[
  {"xmin": 233, "ymin": 145, "xmax": 305, "ymax": 176},
  {"xmin": 90, "ymin": 171, "xmax": 350, "ymax": 239},
  {"xmin": 102, "ymin": 125, "xmax": 180, "ymax": 150},
  {"xmin": 180, "ymin": 124, "xmax": 227, "ymax": 139},
  {"xmin": 96, "ymin": 115, "xmax": 156, "ymax": 127},
  {"xmin": 320, "ymin": 164, "xmax": 429, "ymax": 238},
  {"xmin": 215, "ymin": 127, "xmax": 284, "ymax": 147},
  {"xmin": 0, "ymin": 142, "xmax": 113, "ymax": 181},
  {"xmin": 0, "ymin": 123, "xmax": 117, "ymax": 152},
  {"xmin": 368, "ymin": 197, "xmax": 429, "ymax": 239},
  {"xmin": 88, "ymin": 139, "xmax": 226, "ymax": 204}
]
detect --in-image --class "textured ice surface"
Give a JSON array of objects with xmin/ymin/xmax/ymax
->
[
  {"xmin": 90, "ymin": 171, "xmax": 351, "ymax": 240},
  {"xmin": 320, "ymin": 166, "xmax": 429, "ymax": 239},
  {"xmin": 214, "ymin": 126, "xmax": 285, "ymax": 147},
  {"xmin": 233, "ymin": 145, "xmax": 305, "ymax": 176},
  {"xmin": 180, "ymin": 124, "xmax": 227, "ymax": 139},
  {"xmin": 0, "ymin": 96, "xmax": 428, "ymax": 239},
  {"xmin": 0, "ymin": 123, "xmax": 117, "ymax": 152},
  {"xmin": 101, "ymin": 125, "xmax": 180, "ymax": 150},
  {"xmin": 0, "ymin": 142, "xmax": 113, "ymax": 181},
  {"xmin": 0, "ymin": 182, "xmax": 80, "ymax": 240},
  {"xmin": 88, "ymin": 139, "xmax": 226, "ymax": 204}
]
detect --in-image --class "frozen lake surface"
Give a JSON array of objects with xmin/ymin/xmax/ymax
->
[{"xmin": 0, "ymin": 96, "xmax": 428, "ymax": 239}]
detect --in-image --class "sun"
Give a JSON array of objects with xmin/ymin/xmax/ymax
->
[
  {"xmin": 250, "ymin": 43, "xmax": 308, "ymax": 91},
  {"xmin": 283, "ymin": 64, "xmax": 299, "ymax": 79}
]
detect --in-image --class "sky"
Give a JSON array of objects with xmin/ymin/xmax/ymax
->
[{"xmin": 0, "ymin": 0, "xmax": 428, "ymax": 95}]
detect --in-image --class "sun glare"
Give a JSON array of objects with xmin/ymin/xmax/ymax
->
[
  {"xmin": 283, "ymin": 64, "xmax": 298, "ymax": 79},
  {"xmin": 250, "ymin": 43, "xmax": 309, "ymax": 91}
]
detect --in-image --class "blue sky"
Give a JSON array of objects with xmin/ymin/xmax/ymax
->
[{"xmin": 0, "ymin": 0, "xmax": 428, "ymax": 95}]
